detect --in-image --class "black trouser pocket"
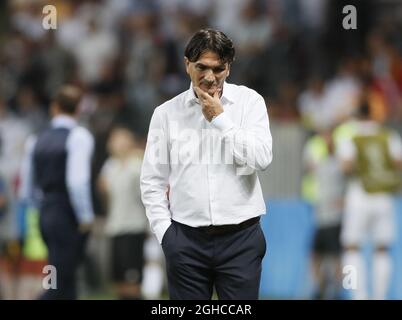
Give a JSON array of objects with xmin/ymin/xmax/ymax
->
[{"xmin": 161, "ymin": 223, "xmax": 175, "ymax": 247}]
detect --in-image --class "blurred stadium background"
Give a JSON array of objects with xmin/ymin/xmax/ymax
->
[{"xmin": 0, "ymin": 0, "xmax": 402, "ymax": 299}]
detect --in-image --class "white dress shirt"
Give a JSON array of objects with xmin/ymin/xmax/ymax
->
[
  {"xmin": 141, "ymin": 82, "xmax": 273, "ymax": 243},
  {"xmin": 19, "ymin": 115, "xmax": 95, "ymax": 225}
]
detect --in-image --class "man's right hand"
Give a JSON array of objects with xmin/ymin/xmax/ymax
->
[
  {"xmin": 194, "ymin": 86, "xmax": 224, "ymax": 122},
  {"xmin": 78, "ymin": 222, "xmax": 93, "ymax": 234}
]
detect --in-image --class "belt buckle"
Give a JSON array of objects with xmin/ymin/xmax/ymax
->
[{"xmin": 207, "ymin": 225, "xmax": 234, "ymax": 236}]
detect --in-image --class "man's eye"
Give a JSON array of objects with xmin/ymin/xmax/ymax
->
[{"xmin": 196, "ymin": 65, "xmax": 206, "ymax": 71}]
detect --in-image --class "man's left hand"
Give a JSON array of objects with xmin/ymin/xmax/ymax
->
[{"xmin": 194, "ymin": 86, "xmax": 224, "ymax": 122}]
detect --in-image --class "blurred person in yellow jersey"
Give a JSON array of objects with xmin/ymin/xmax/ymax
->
[
  {"xmin": 302, "ymin": 129, "xmax": 345, "ymax": 299},
  {"xmin": 98, "ymin": 126, "xmax": 149, "ymax": 300},
  {"xmin": 336, "ymin": 97, "xmax": 402, "ymax": 300}
]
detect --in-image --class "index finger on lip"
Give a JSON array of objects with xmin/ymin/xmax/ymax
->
[
  {"xmin": 193, "ymin": 86, "xmax": 201, "ymax": 94},
  {"xmin": 194, "ymin": 86, "xmax": 208, "ymax": 99}
]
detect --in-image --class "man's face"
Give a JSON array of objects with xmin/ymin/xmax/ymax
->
[{"xmin": 185, "ymin": 51, "xmax": 230, "ymax": 96}]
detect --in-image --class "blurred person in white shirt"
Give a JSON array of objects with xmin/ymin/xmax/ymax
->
[
  {"xmin": 302, "ymin": 129, "xmax": 345, "ymax": 299},
  {"xmin": 337, "ymin": 98, "xmax": 402, "ymax": 300},
  {"xmin": 98, "ymin": 126, "xmax": 149, "ymax": 299}
]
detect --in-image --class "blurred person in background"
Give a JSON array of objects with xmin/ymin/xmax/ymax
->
[
  {"xmin": 367, "ymin": 30, "xmax": 402, "ymax": 122},
  {"xmin": 0, "ymin": 175, "xmax": 6, "ymax": 220},
  {"xmin": 0, "ymin": 172, "xmax": 8, "ymax": 294},
  {"xmin": 98, "ymin": 126, "xmax": 149, "ymax": 300},
  {"xmin": 298, "ymin": 75, "xmax": 330, "ymax": 132},
  {"xmin": 0, "ymin": 175, "xmax": 6, "ymax": 298},
  {"xmin": 15, "ymin": 86, "xmax": 47, "ymax": 134},
  {"xmin": 323, "ymin": 58, "xmax": 362, "ymax": 128},
  {"xmin": 227, "ymin": 0, "xmax": 272, "ymax": 90},
  {"xmin": 141, "ymin": 28, "xmax": 272, "ymax": 300},
  {"xmin": 122, "ymin": 6, "xmax": 166, "ymax": 135},
  {"xmin": 141, "ymin": 234, "xmax": 165, "ymax": 300},
  {"xmin": 337, "ymin": 98, "xmax": 402, "ymax": 300},
  {"xmin": 16, "ymin": 126, "xmax": 49, "ymax": 299},
  {"xmin": 19, "ymin": 85, "xmax": 95, "ymax": 300},
  {"xmin": 0, "ymin": 93, "xmax": 31, "ymax": 299},
  {"xmin": 302, "ymin": 129, "xmax": 344, "ymax": 299}
]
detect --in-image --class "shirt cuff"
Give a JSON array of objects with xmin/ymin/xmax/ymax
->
[
  {"xmin": 77, "ymin": 211, "xmax": 95, "ymax": 225},
  {"xmin": 154, "ymin": 219, "xmax": 172, "ymax": 244},
  {"xmin": 210, "ymin": 112, "xmax": 234, "ymax": 134}
]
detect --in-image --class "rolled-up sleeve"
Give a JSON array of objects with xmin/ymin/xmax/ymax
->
[{"xmin": 140, "ymin": 109, "xmax": 171, "ymax": 244}]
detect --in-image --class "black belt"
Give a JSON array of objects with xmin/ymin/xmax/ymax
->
[{"xmin": 175, "ymin": 217, "xmax": 260, "ymax": 236}]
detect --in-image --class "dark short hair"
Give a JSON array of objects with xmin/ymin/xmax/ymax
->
[
  {"xmin": 184, "ymin": 29, "xmax": 235, "ymax": 64},
  {"xmin": 54, "ymin": 85, "xmax": 82, "ymax": 114}
]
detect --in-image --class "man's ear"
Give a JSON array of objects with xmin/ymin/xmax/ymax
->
[
  {"xmin": 226, "ymin": 64, "xmax": 231, "ymax": 78},
  {"xmin": 184, "ymin": 57, "xmax": 190, "ymax": 74}
]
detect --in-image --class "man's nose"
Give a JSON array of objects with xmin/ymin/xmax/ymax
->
[{"xmin": 204, "ymin": 69, "xmax": 215, "ymax": 82}]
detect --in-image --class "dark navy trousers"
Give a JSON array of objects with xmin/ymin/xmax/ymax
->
[
  {"xmin": 161, "ymin": 219, "xmax": 266, "ymax": 300},
  {"xmin": 38, "ymin": 195, "xmax": 87, "ymax": 300}
]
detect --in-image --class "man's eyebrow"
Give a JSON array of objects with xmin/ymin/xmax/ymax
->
[{"xmin": 195, "ymin": 62, "xmax": 226, "ymax": 69}]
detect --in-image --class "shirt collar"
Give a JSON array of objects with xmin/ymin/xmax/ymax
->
[
  {"xmin": 51, "ymin": 114, "xmax": 77, "ymax": 129},
  {"xmin": 185, "ymin": 81, "xmax": 235, "ymax": 107}
]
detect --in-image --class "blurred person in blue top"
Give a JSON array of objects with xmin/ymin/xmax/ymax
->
[{"xmin": 19, "ymin": 85, "xmax": 95, "ymax": 300}]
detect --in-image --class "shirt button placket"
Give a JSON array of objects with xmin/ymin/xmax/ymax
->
[{"xmin": 208, "ymin": 168, "xmax": 215, "ymax": 225}]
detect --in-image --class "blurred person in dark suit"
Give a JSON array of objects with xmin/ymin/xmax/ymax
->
[{"xmin": 20, "ymin": 85, "xmax": 95, "ymax": 299}]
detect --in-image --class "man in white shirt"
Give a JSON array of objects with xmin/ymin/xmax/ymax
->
[
  {"xmin": 20, "ymin": 85, "xmax": 95, "ymax": 299},
  {"xmin": 140, "ymin": 29, "xmax": 273, "ymax": 300}
]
